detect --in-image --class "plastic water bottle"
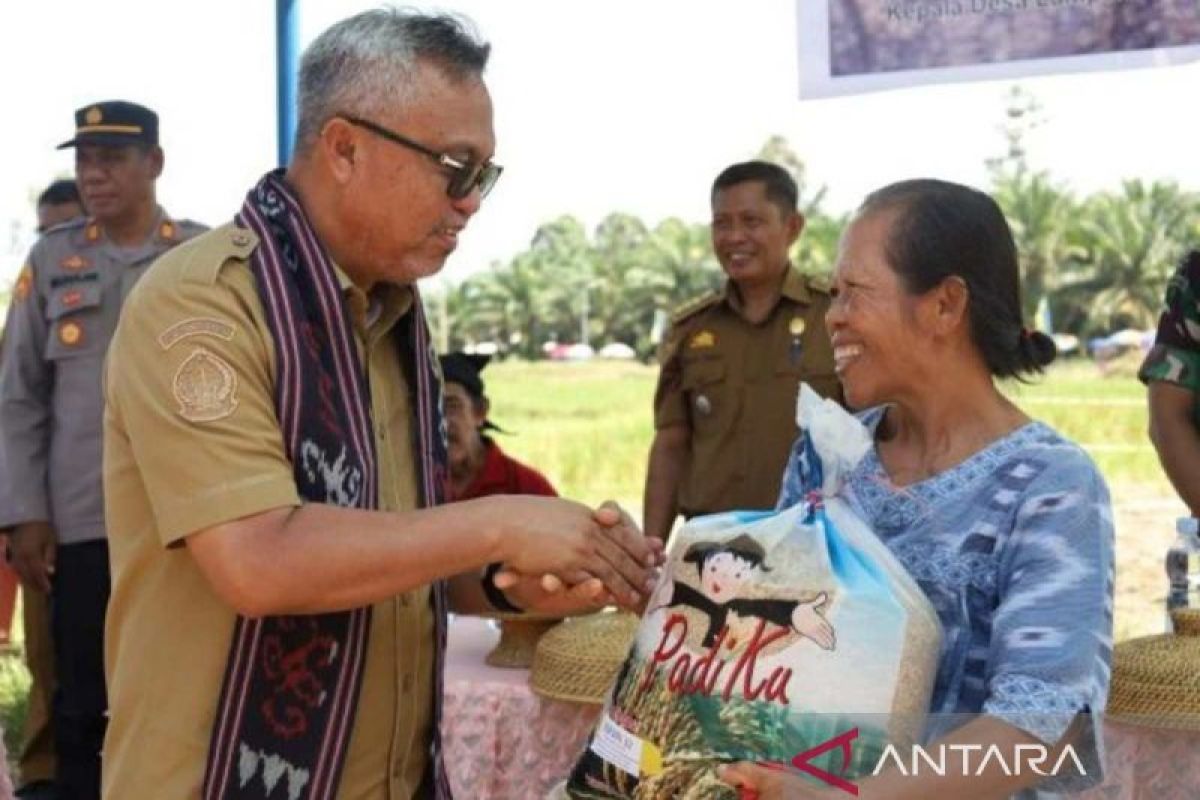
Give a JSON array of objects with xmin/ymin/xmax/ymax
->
[{"xmin": 1165, "ymin": 517, "xmax": 1200, "ymax": 629}]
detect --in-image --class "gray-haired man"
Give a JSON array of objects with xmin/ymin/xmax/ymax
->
[{"xmin": 101, "ymin": 10, "xmax": 660, "ymax": 799}]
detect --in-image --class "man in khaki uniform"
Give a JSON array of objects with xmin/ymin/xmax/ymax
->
[
  {"xmin": 0, "ymin": 102, "xmax": 204, "ymax": 800},
  {"xmin": 643, "ymin": 161, "xmax": 840, "ymax": 541},
  {"xmin": 102, "ymin": 11, "xmax": 659, "ymax": 800}
]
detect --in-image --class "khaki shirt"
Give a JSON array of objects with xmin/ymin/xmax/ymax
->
[
  {"xmin": 653, "ymin": 266, "xmax": 840, "ymax": 516},
  {"xmin": 0, "ymin": 211, "xmax": 206, "ymax": 543},
  {"xmin": 102, "ymin": 224, "xmax": 434, "ymax": 799}
]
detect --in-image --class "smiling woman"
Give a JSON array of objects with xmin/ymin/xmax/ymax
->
[{"xmin": 722, "ymin": 179, "xmax": 1116, "ymax": 799}]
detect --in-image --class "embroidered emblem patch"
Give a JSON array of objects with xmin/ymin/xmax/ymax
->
[
  {"xmin": 61, "ymin": 254, "xmax": 88, "ymax": 271},
  {"xmin": 689, "ymin": 330, "xmax": 716, "ymax": 349},
  {"xmin": 59, "ymin": 321, "xmax": 83, "ymax": 346},
  {"xmin": 14, "ymin": 265, "xmax": 32, "ymax": 302},
  {"xmin": 157, "ymin": 317, "xmax": 237, "ymax": 350},
  {"xmin": 173, "ymin": 347, "xmax": 239, "ymax": 422}
]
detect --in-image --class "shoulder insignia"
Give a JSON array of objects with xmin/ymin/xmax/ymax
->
[
  {"xmin": 158, "ymin": 317, "xmax": 237, "ymax": 350},
  {"xmin": 179, "ymin": 225, "xmax": 259, "ymax": 286},
  {"xmin": 173, "ymin": 347, "xmax": 239, "ymax": 422},
  {"xmin": 14, "ymin": 264, "xmax": 33, "ymax": 302},
  {"xmin": 688, "ymin": 330, "xmax": 717, "ymax": 350},
  {"xmin": 670, "ymin": 290, "xmax": 721, "ymax": 325}
]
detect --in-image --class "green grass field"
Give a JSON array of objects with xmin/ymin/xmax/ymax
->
[
  {"xmin": 0, "ymin": 357, "xmax": 1181, "ymax": 773},
  {"xmin": 488, "ymin": 357, "xmax": 1171, "ymax": 506}
]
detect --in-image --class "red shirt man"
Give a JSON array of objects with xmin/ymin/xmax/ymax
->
[{"xmin": 440, "ymin": 353, "xmax": 557, "ymax": 501}]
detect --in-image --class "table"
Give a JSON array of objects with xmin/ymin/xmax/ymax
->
[
  {"xmin": 441, "ymin": 616, "xmax": 602, "ymax": 800},
  {"xmin": 1076, "ymin": 719, "xmax": 1200, "ymax": 800}
]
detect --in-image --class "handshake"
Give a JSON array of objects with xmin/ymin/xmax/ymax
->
[{"xmin": 477, "ymin": 496, "xmax": 667, "ymax": 617}]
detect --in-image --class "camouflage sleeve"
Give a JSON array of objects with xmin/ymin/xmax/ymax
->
[{"xmin": 1139, "ymin": 250, "xmax": 1200, "ymax": 393}]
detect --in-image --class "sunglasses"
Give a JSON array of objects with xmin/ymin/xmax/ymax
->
[{"xmin": 340, "ymin": 114, "xmax": 502, "ymax": 201}]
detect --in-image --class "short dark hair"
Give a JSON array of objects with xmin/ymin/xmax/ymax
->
[
  {"xmin": 37, "ymin": 179, "xmax": 81, "ymax": 208},
  {"xmin": 858, "ymin": 178, "xmax": 1056, "ymax": 379},
  {"xmin": 711, "ymin": 161, "xmax": 798, "ymax": 218}
]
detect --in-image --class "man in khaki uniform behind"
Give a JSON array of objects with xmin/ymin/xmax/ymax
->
[
  {"xmin": 0, "ymin": 102, "xmax": 204, "ymax": 799},
  {"xmin": 643, "ymin": 161, "xmax": 841, "ymax": 541},
  {"xmin": 101, "ymin": 11, "xmax": 660, "ymax": 800}
]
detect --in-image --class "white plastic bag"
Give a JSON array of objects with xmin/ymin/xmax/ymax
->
[{"xmin": 565, "ymin": 385, "xmax": 942, "ymax": 799}]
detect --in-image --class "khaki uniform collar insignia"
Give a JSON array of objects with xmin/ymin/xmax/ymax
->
[{"xmin": 689, "ymin": 330, "xmax": 716, "ymax": 349}]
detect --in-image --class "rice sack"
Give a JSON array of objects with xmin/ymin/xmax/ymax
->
[{"xmin": 564, "ymin": 385, "xmax": 943, "ymax": 799}]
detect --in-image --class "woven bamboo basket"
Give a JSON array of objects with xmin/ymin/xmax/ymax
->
[
  {"xmin": 530, "ymin": 610, "xmax": 639, "ymax": 704},
  {"xmin": 475, "ymin": 611, "xmax": 565, "ymax": 669},
  {"xmin": 1108, "ymin": 609, "xmax": 1200, "ymax": 730}
]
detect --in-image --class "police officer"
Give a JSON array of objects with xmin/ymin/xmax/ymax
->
[
  {"xmin": 0, "ymin": 100, "xmax": 205, "ymax": 799},
  {"xmin": 643, "ymin": 161, "xmax": 841, "ymax": 541}
]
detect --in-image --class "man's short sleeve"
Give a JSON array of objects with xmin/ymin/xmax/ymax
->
[
  {"xmin": 1139, "ymin": 250, "xmax": 1200, "ymax": 393},
  {"xmin": 653, "ymin": 325, "xmax": 689, "ymax": 430},
  {"xmin": 104, "ymin": 248, "xmax": 299, "ymax": 546}
]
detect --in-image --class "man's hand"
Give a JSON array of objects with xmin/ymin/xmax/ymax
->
[
  {"xmin": 10, "ymin": 521, "xmax": 56, "ymax": 593},
  {"xmin": 490, "ymin": 497, "xmax": 663, "ymax": 608}
]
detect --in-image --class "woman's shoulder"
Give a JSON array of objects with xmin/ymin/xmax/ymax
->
[{"xmin": 1004, "ymin": 420, "xmax": 1110, "ymax": 500}]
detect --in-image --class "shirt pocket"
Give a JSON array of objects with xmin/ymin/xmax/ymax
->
[
  {"xmin": 681, "ymin": 356, "xmax": 730, "ymax": 433},
  {"xmin": 43, "ymin": 283, "xmax": 106, "ymax": 361}
]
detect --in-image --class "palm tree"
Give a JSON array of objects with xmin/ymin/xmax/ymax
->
[
  {"xmin": 1057, "ymin": 180, "xmax": 1199, "ymax": 335},
  {"xmin": 992, "ymin": 169, "xmax": 1081, "ymax": 323}
]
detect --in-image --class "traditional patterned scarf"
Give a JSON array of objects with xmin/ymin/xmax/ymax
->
[{"xmin": 203, "ymin": 169, "xmax": 452, "ymax": 800}]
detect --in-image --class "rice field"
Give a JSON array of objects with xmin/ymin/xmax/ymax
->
[{"xmin": 485, "ymin": 357, "xmax": 1183, "ymax": 646}]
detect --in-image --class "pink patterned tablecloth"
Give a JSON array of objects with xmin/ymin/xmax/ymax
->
[
  {"xmin": 1076, "ymin": 720, "xmax": 1200, "ymax": 800},
  {"xmin": 441, "ymin": 616, "xmax": 601, "ymax": 800}
]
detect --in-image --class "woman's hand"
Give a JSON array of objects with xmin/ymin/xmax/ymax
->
[{"xmin": 718, "ymin": 763, "xmax": 845, "ymax": 799}]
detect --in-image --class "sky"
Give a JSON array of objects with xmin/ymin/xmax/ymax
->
[{"xmin": 1, "ymin": 0, "xmax": 1197, "ymax": 289}]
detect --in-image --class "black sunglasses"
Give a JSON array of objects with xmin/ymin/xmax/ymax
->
[{"xmin": 340, "ymin": 114, "xmax": 502, "ymax": 200}]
